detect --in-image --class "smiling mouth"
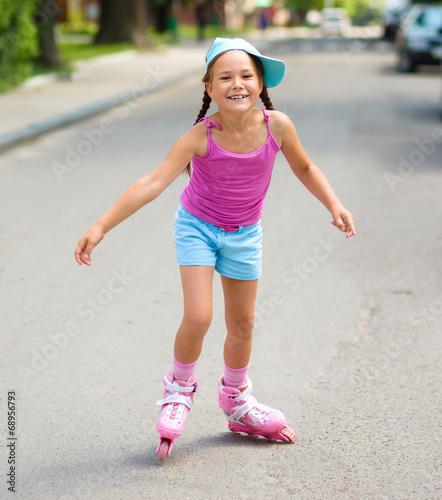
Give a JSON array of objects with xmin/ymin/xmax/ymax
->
[{"xmin": 228, "ymin": 95, "xmax": 248, "ymax": 100}]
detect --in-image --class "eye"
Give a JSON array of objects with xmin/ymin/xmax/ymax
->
[{"xmin": 220, "ymin": 76, "xmax": 230, "ymax": 80}]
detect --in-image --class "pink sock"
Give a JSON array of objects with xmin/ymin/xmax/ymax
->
[
  {"xmin": 172, "ymin": 354, "xmax": 198, "ymax": 381},
  {"xmin": 223, "ymin": 363, "xmax": 249, "ymax": 388}
]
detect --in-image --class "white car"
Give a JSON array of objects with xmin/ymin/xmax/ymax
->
[{"xmin": 320, "ymin": 8, "xmax": 351, "ymax": 37}]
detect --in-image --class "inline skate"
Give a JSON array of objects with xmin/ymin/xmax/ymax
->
[
  {"xmin": 218, "ymin": 376, "xmax": 296, "ymax": 442},
  {"xmin": 156, "ymin": 370, "xmax": 198, "ymax": 461}
]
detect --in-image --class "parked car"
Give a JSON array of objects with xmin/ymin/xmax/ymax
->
[
  {"xmin": 320, "ymin": 8, "xmax": 351, "ymax": 37},
  {"xmin": 396, "ymin": 4, "xmax": 442, "ymax": 72}
]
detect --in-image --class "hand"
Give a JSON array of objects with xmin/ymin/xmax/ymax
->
[
  {"xmin": 331, "ymin": 206, "xmax": 356, "ymax": 239},
  {"xmin": 74, "ymin": 224, "xmax": 105, "ymax": 266}
]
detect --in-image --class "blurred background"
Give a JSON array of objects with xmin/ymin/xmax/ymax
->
[{"xmin": 1, "ymin": 0, "xmax": 441, "ymax": 92}]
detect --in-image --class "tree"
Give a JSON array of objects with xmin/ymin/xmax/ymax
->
[
  {"xmin": 0, "ymin": 0, "xmax": 39, "ymax": 92},
  {"xmin": 149, "ymin": 0, "xmax": 172, "ymax": 33},
  {"xmin": 94, "ymin": 0, "xmax": 149, "ymax": 48},
  {"xmin": 35, "ymin": 0, "xmax": 65, "ymax": 68}
]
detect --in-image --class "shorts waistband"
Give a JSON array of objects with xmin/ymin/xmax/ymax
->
[
  {"xmin": 219, "ymin": 225, "xmax": 243, "ymax": 232},
  {"xmin": 178, "ymin": 203, "xmax": 257, "ymax": 233}
]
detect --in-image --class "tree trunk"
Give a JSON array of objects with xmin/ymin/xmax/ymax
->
[
  {"xmin": 129, "ymin": 0, "xmax": 150, "ymax": 47},
  {"xmin": 94, "ymin": 0, "xmax": 149, "ymax": 48},
  {"xmin": 36, "ymin": 0, "xmax": 66, "ymax": 68}
]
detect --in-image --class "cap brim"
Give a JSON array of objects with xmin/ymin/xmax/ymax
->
[{"xmin": 259, "ymin": 56, "xmax": 286, "ymax": 88}]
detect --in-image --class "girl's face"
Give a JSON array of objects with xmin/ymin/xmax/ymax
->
[{"xmin": 206, "ymin": 50, "xmax": 263, "ymax": 114}]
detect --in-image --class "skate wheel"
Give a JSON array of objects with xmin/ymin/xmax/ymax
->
[
  {"xmin": 158, "ymin": 439, "xmax": 171, "ymax": 461},
  {"xmin": 281, "ymin": 426, "xmax": 296, "ymax": 443}
]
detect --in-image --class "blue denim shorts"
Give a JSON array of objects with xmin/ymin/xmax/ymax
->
[{"xmin": 173, "ymin": 204, "xmax": 263, "ymax": 281}]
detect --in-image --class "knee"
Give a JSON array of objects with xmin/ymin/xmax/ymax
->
[
  {"xmin": 226, "ymin": 314, "xmax": 254, "ymax": 341},
  {"xmin": 183, "ymin": 309, "xmax": 212, "ymax": 336}
]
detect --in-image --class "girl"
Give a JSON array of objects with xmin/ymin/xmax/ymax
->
[{"xmin": 75, "ymin": 37, "xmax": 356, "ymax": 461}]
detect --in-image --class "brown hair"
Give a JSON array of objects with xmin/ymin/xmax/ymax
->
[{"xmin": 185, "ymin": 53, "xmax": 275, "ymax": 177}]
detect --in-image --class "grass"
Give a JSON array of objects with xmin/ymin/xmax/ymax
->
[
  {"xmin": 169, "ymin": 24, "xmax": 252, "ymax": 41},
  {"xmin": 109, "ymin": 24, "xmax": 253, "ymax": 49},
  {"xmin": 27, "ymin": 40, "xmax": 135, "ymax": 79},
  {"xmin": 56, "ymin": 24, "xmax": 251, "ymax": 55},
  {"xmin": 58, "ymin": 41, "xmax": 134, "ymax": 64}
]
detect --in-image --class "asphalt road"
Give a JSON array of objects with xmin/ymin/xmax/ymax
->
[{"xmin": 1, "ymin": 41, "xmax": 441, "ymax": 499}]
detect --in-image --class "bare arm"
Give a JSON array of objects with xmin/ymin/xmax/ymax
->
[
  {"xmin": 275, "ymin": 112, "xmax": 356, "ymax": 238},
  {"xmin": 74, "ymin": 126, "xmax": 204, "ymax": 266}
]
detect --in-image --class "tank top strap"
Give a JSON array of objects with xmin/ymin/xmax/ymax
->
[
  {"xmin": 261, "ymin": 108, "xmax": 280, "ymax": 152},
  {"xmin": 261, "ymin": 108, "xmax": 272, "ymax": 134},
  {"xmin": 197, "ymin": 117, "xmax": 221, "ymax": 140}
]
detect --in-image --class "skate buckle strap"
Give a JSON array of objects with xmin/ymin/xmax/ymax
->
[
  {"xmin": 228, "ymin": 379, "xmax": 258, "ymax": 423},
  {"xmin": 155, "ymin": 377, "xmax": 198, "ymax": 409},
  {"xmin": 162, "ymin": 376, "xmax": 197, "ymax": 394},
  {"xmin": 156, "ymin": 394, "xmax": 193, "ymax": 408}
]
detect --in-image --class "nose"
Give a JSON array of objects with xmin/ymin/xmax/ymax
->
[{"xmin": 231, "ymin": 76, "xmax": 244, "ymax": 89}]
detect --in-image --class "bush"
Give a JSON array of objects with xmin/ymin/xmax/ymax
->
[{"xmin": 0, "ymin": 0, "xmax": 39, "ymax": 92}]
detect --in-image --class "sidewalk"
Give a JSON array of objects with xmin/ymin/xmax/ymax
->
[
  {"xmin": 0, "ymin": 43, "xmax": 207, "ymax": 153},
  {"xmin": 0, "ymin": 34, "xmax": 289, "ymax": 154}
]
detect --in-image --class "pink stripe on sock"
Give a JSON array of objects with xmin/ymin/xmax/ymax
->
[
  {"xmin": 223, "ymin": 363, "xmax": 249, "ymax": 388},
  {"xmin": 173, "ymin": 355, "xmax": 198, "ymax": 381}
]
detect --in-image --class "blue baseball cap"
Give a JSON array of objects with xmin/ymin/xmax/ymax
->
[{"xmin": 206, "ymin": 37, "xmax": 286, "ymax": 88}]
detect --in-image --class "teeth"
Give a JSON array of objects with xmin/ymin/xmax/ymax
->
[{"xmin": 230, "ymin": 96, "xmax": 247, "ymax": 99}]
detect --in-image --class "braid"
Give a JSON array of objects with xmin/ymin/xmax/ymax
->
[
  {"xmin": 260, "ymin": 86, "xmax": 275, "ymax": 110},
  {"xmin": 185, "ymin": 89, "xmax": 212, "ymax": 177},
  {"xmin": 194, "ymin": 89, "xmax": 212, "ymax": 125}
]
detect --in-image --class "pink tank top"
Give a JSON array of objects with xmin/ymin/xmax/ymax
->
[{"xmin": 180, "ymin": 109, "xmax": 280, "ymax": 228}]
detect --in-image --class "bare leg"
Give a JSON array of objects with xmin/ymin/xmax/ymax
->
[
  {"xmin": 217, "ymin": 276, "xmax": 296, "ymax": 443},
  {"xmin": 221, "ymin": 276, "xmax": 258, "ymax": 369},
  {"xmin": 173, "ymin": 265, "xmax": 215, "ymax": 364}
]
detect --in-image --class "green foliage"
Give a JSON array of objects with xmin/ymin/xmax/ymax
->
[
  {"xmin": 286, "ymin": 0, "xmax": 376, "ymax": 21},
  {"xmin": 336, "ymin": 0, "xmax": 375, "ymax": 20},
  {"xmin": 285, "ymin": 0, "xmax": 322, "ymax": 17},
  {"xmin": 0, "ymin": 0, "xmax": 39, "ymax": 92},
  {"xmin": 58, "ymin": 6, "xmax": 99, "ymax": 35},
  {"xmin": 58, "ymin": 41, "xmax": 133, "ymax": 64}
]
